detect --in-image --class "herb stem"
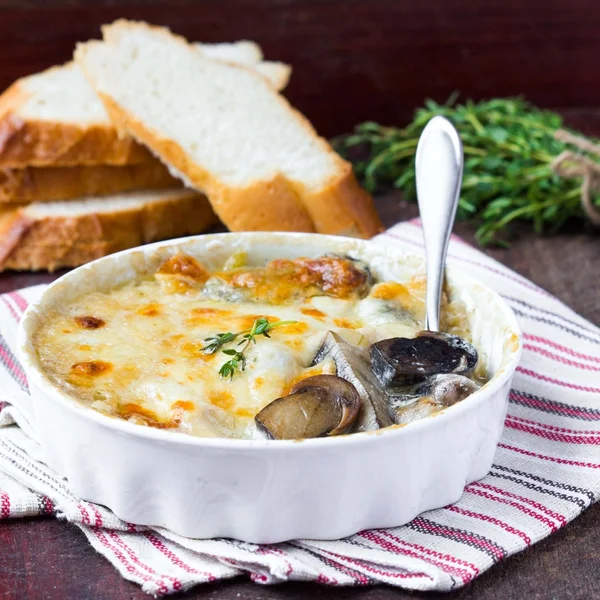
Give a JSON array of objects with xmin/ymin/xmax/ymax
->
[
  {"xmin": 463, "ymin": 146, "xmax": 487, "ymax": 157},
  {"xmin": 202, "ymin": 317, "xmax": 296, "ymax": 380},
  {"xmin": 335, "ymin": 96, "xmax": 600, "ymax": 245}
]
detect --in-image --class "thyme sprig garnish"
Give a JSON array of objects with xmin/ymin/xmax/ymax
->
[
  {"xmin": 202, "ymin": 317, "xmax": 296, "ymax": 380},
  {"xmin": 335, "ymin": 95, "xmax": 600, "ymax": 246},
  {"xmin": 202, "ymin": 331, "xmax": 236, "ymax": 355}
]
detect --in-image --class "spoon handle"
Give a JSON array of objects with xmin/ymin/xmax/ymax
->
[{"xmin": 415, "ymin": 116, "xmax": 464, "ymax": 332}]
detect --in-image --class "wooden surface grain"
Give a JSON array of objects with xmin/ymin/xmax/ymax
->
[
  {"xmin": 0, "ymin": 1, "xmax": 599, "ymax": 596},
  {"xmin": 0, "ymin": 193, "xmax": 598, "ymax": 600},
  {"xmin": 3, "ymin": 503, "xmax": 600, "ymax": 600}
]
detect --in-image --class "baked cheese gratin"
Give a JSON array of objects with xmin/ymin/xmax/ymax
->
[{"xmin": 34, "ymin": 252, "xmax": 484, "ymax": 440}]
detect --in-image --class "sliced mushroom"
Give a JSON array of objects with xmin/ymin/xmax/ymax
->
[
  {"xmin": 255, "ymin": 374, "xmax": 360, "ymax": 440},
  {"xmin": 418, "ymin": 331, "xmax": 478, "ymax": 376},
  {"xmin": 392, "ymin": 396, "xmax": 440, "ymax": 425},
  {"xmin": 424, "ymin": 373, "xmax": 480, "ymax": 406},
  {"xmin": 369, "ymin": 330, "xmax": 478, "ymax": 386},
  {"xmin": 394, "ymin": 396, "xmax": 443, "ymax": 425},
  {"xmin": 389, "ymin": 373, "xmax": 480, "ymax": 424},
  {"xmin": 313, "ymin": 331, "xmax": 394, "ymax": 431}
]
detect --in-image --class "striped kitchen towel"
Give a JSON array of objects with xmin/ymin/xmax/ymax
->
[{"xmin": 1, "ymin": 219, "xmax": 600, "ymax": 595}]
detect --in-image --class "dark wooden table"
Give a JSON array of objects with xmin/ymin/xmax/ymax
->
[
  {"xmin": 1, "ymin": 192, "xmax": 598, "ymax": 600},
  {"xmin": 1, "ymin": 1, "xmax": 600, "ymax": 597}
]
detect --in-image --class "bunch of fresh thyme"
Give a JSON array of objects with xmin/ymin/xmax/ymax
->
[
  {"xmin": 202, "ymin": 317, "xmax": 295, "ymax": 380},
  {"xmin": 336, "ymin": 95, "xmax": 600, "ymax": 245}
]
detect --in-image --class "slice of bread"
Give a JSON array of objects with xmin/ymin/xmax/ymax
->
[
  {"xmin": 0, "ymin": 63, "xmax": 152, "ymax": 168},
  {"xmin": 0, "ymin": 188, "xmax": 218, "ymax": 272},
  {"xmin": 0, "ymin": 42, "xmax": 290, "ymax": 169},
  {"xmin": 199, "ymin": 40, "xmax": 264, "ymax": 63},
  {"xmin": 75, "ymin": 20, "xmax": 382, "ymax": 238},
  {"xmin": 195, "ymin": 42, "xmax": 291, "ymax": 91},
  {"xmin": 0, "ymin": 161, "xmax": 180, "ymax": 203}
]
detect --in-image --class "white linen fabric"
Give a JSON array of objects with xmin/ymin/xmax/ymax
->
[{"xmin": 1, "ymin": 220, "xmax": 599, "ymax": 595}]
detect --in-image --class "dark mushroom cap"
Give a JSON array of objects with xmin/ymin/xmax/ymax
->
[
  {"xmin": 255, "ymin": 374, "xmax": 360, "ymax": 440},
  {"xmin": 369, "ymin": 331, "xmax": 478, "ymax": 387},
  {"xmin": 312, "ymin": 331, "xmax": 395, "ymax": 431},
  {"xmin": 417, "ymin": 331, "xmax": 478, "ymax": 372}
]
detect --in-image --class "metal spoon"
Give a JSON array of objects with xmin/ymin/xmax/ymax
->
[
  {"xmin": 368, "ymin": 116, "xmax": 478, "ymax": 390},
  {"xmin": 413, "ymin": 116, "xmax": 478, "ymax": 371},
  {"xmin": 415, "ymin": 115, "xmax": 464, "ymax": 332}
]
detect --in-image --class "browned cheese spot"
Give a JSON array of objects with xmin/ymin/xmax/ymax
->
[
  {"xmin": 137, "ymin": 303, "xmax": 162, "ymax": 317},
  {"xmin": 70, "ymin": 360, "xmax": 112, "ymax": 376},
  {"xmin": 157, "ymin": 254, "xmax": 209, "ymax": 281},
  {"xmin": 218, "ymin": 256, "xmax": 368, "ymax": 303},
  {"xmin": 209, "ymin": 390, "xmax": 234, "ymax": 410},
  {"xmin": 75, "ymin": 316, "xmax": 106, "ymax": 329},
  {"xmin": 300, "ymin": 307, "xmax": 326, "ymax": 319}
]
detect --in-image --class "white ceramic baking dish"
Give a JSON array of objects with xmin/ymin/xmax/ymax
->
[{"xmin": 18, "ymin": 232, "xmax": 522, "ymax": 543}]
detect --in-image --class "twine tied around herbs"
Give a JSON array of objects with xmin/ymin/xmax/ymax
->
[
  {"xmin": 337, "ymin": 98, "xmax": 600, "ymax": 245},
  {"xmin": 551, "ymin": 129, "xmax": 600, "ymax": 226}
]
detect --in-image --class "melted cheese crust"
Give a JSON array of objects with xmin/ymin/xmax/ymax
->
[{"xmin": 34, "ymin": 254, "xmax": 471, "ymax": 439}]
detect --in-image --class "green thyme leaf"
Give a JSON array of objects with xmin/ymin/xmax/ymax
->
[
  {"xmin": 202, "ymin": 331, "xmax": 237, "ymax": 354},
  {"xmin": 204, "ymin": 317, "xmax": 296, "ymax": 380},
  {"xmin": 335, "ymin": 96, "xmax": 600, "ymax": 245}
]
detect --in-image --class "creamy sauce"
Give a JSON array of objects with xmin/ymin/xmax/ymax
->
[{"xmin": 34, "ymin": 253, "xmax": 474, "ymax": 439}]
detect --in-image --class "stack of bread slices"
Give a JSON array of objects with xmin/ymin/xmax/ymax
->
[{"xmin": 0, "ymin": 20, "xmax": 381, "ymax": 272}]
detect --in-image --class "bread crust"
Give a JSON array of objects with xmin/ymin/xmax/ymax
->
[
  {"xmin": 77, "ymin": 21, "xmax": 382, "ymax": 238},
  {"xmin": 293, "ymin": 164, "xmax": 383, "ymax": 238},
  {"xmin": 0, "ymin": 78, "xmax": 153, "ymax": 168},
  {"xmin": 0, "ymin": 190, "xmax": 218, "ymax": 272},
  {"xmin": 253, "ymin": 62, "xmax": 291, "ymax": 91},
  {"xmin": 98, "ymin": 91, "xmax": 316, "ymax": 233},
  {"xmin": 0, "ymin": 45, "xmax": 290, "ymax": 169},
  {"xmin": 0, "ymin": 161, "xmax": 181, "ymax": 203}
]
